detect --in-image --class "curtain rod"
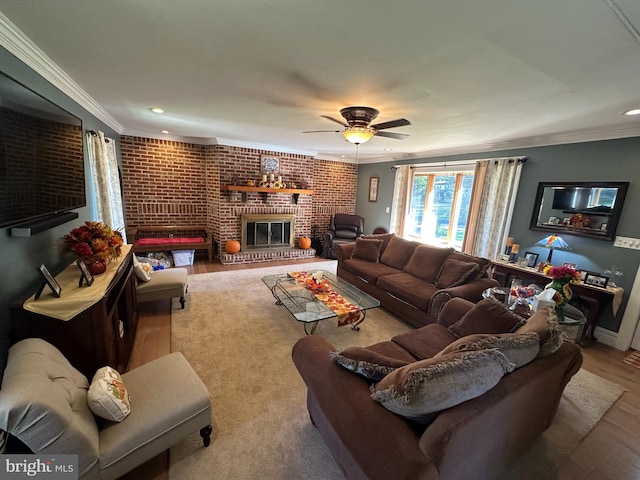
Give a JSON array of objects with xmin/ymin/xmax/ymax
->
[
  {"xmin": 87, "ymin": 130, "xmax": 110, "ymax": 143},
  {"xmin": 390, "ymin": 156, "xmax": 527, "ymax": 170}
]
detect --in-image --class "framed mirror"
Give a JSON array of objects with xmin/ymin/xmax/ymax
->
[{"xmin": 530, "ymin": 182, "xmax": 629, "ymax": 241}]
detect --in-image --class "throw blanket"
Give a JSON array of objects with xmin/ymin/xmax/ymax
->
[{"xmin": 289, "ymin": 272, "xmax": 361, "ymax": 327}]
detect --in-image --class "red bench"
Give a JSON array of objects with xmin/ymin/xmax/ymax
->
[{"xmin": 128, "ymin": 225, "xmax": 213, "ymax": 262}]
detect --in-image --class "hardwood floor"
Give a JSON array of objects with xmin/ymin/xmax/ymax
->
[{"xmin": 124, "ymin": 256, "xmax": 640, "ymax": 480}]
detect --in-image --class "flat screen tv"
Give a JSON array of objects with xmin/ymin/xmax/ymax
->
[{"xmin": 0, "ymin": 71, "xmax": 85, "ymax": 229}]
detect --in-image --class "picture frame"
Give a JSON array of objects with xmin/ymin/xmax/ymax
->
[
  {"xmin": 261, "ymin": 155, "xmax": 280, "ymax": 175},
  {"xmin": 76, "ymin": 258, "xmax": 95, "ymax": 287},
  {"xmin": 583, "ymin": 272, "xmax": 609, "ymax": 288},
  {"xmin": 562, "ymin": 262, "xmax": 577, "ymax": 269},
  {"xmin": 497, "ymin": 253, "xmax": 511, "ymax": 262},
  {"xmin": 547, "ymin": 216, "xmax": 558, "ymax": 224},
  {"xmin": 368, "ymin": 176, "xmax": 379, "ymax": 202},
  {"xmin": 562, "ymin": 218, "xmax": 571, "ymax": 226},
  {"xmin": 35, "ymin": 263, "xmax": 62, "ymax": 299},
  {"xmin": 600, "ymin": 223, "xmax": 608, "ymax": 231},
  {"xmin": 523, "ymin": 251, "xmax": 539, "ymax": 268}
]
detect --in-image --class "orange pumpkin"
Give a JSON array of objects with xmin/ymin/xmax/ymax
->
[
  {"xmin": 225, "ymin": 240, "xmax": 241, "ymax": 254},
  {"xmin": 298, "ymin": 237, "xmax": 312, "ymax": 249}
]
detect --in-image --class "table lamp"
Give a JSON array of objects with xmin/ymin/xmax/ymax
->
[{"xmin": 535, "ymin": 235, "xmax": 570, "ymax": 263}]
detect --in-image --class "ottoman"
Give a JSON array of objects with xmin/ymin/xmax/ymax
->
[{"xmin": 136, "ymin": 267, "xmax": 188, "ymax": 308}]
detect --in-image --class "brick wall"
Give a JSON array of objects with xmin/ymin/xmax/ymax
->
[{"xmin": 119, "ymin": 136, "xmax": 357, "ymax": 262}]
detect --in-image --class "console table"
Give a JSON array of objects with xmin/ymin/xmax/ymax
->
[
  {"xmin": 10, "ymin": 245, "xmax": 139, "ymax": 378},
  {"xmin": 491, "ymin": 260, "xmax": 623, "ymax": 345}
]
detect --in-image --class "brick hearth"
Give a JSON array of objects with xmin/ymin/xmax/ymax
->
[{"xmin": 220, "ymin": 247, "xmax": 317, "ymax": 265}]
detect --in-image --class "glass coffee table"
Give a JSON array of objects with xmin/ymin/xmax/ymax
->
[{"xmin": 261, "ymin": 270, "xmax": 380, "ymax": 334}]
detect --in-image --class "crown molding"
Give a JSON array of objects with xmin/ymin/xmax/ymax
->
[
  {"xmin": 392, "ymin": 123, "xmax": 640, "ymax": 161},
  {"xmin": 0, "ymin": 13, "xmax": 123, "ymax": 133}
]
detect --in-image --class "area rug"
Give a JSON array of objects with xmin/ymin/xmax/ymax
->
[
  {"xmin": 168, "ymin": 262, "xmax": 625, "ymax": 480},
  {"xmin": 623, "ymin": 350, "xmax": 640, "ymax": 369}
]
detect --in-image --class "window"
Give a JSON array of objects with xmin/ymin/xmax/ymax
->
[{"xmin": 405, "ymin": 170, "xmax": 474, "ymax": 249}]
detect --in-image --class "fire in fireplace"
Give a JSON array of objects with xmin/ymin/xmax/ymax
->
[{"xmin": 241, "ymin": 214, "xmax": 295, "ymax": 250}]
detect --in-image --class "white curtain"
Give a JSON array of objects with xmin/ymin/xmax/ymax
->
[
  {"xmin": 463, "ymin": 158, "xmax": 524, "ymax": 259},
  {"xmin": 87, "ymin": 131, "xmax": 127, "ymax": 242},
  {"xmin": 389, "ymin": 165, "xmax": 410, "ymax": 235}
]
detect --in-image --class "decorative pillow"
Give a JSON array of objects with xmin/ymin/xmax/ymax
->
[
  {"xmin": 361, "ymin": 233, "xmax": 395, "ymax": 255},
  {"xmin": 448, "ymin": 251, "xmax": 492, "ymax": 280},
  {"xmin": 87, "ymin": 366, "xmax": 131, "ymax": 422},
  {"xmin": 133, "ymin": 256, "xmax": 153, "ymax": 282},
  {"xmin": 370, "ymin": 349, "xmax": 513, "ymax": 422},
  {"xmin": 448, "ymin": 297, "xmax": 527, "ymax": 338},
  {"xmin": 379, "ymin": 236, "xmax": 419, "ymax": 270},
  {"xmin": 330, "ymin": 347, "xmax": 409, "ymax": 381},
  {"xmin": 403, "ymin": 244, "xmax": 454, "ymax": 282},
  {"xmin": 437, "ymin": 332, "xmax": 540, "ymax": 369},
  {"xmin": 351, "ymin": 238, "xmax": 384, "ymax": 263},
  {"xmin": 513, "ymin": 306, "xmax": 563, "ymax": 358},
  {"xmin": 435, "ymin": 259, "xmax": 479, "ymax": 289}
]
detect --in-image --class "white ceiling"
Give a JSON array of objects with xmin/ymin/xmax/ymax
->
[{"xmin": 1, "ymin": 1, "xmax": 640, "ymax": 163}]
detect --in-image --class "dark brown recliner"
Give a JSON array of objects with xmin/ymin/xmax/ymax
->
[{"xmin": 322, "ymin": 213, "xmax": 364, "ymax": 259}]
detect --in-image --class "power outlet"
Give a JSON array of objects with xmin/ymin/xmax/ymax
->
[{"xmin": 613, "ymin": 236, "xmax": 640, "ymax": 250}]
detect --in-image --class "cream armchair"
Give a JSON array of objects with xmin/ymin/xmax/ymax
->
[{"xmin": 0, "ymin": 338, "xmax": 212, "ymax": 479}]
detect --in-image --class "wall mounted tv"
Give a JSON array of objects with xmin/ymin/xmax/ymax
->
[{"xmin": 0, "ymin": 71, "xmax": 85, "ymax": 229}]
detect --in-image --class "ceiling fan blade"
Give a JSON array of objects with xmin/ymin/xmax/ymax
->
[
  {"xmin": 302, "ymin": 129, "xmax": 341, "ymax": 133},
  {"xmin": 370, "ymin": 118, "xmax": 411, "ymax": 130},
  {"xmin": 321, "ymin": 115, "xmax": 349, "ymax": 127},
  {"xmin": 375, "ymin": 131, "xmax": 410, "ymax": 140}
]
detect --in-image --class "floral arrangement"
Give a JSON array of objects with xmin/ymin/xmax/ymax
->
[
  {"xmin": 543, "ymin": 265, "xmax": 579, "ymax": 282},
  {"xmin": 63, "ymin": 221, "xmax": 123, "ymax": 261}
]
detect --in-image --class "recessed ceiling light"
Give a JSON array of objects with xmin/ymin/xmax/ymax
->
[
  {"xmin": 161, "ymin": 130, "xmax": 169, "ymax": 134},
  {"xmin": 151, "ymin": 107, "xmax": 164, "ymax": 114},
  {"xmin": 384, "ymin": 148, "xmax": 392, "ymax": 151},
  {"xmin": 624, "ymin": 108, "xmax": 640, "ymax": 116}
]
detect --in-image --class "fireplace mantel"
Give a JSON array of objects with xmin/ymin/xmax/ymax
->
[{"xmin": 221, "ymin": 185, "xmax": 314, "ymax": 204}]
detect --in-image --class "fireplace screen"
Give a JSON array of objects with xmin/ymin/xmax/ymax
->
[{"xmin": 242, "ymin": 214, "xmax": 295, "ymax": 250}]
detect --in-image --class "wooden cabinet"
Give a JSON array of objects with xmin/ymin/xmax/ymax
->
[{"xmin": 10, "ymin": 246, "xmax": 139, "ymax": 379}]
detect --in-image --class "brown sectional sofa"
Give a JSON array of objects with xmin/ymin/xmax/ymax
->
[
  {"xmin": 336, "ymin": 234, "xmax": 500, "ymax": 327},
  {"xmin": 292, "ymin": 298, "xmax": 583, "ymax": 480}
]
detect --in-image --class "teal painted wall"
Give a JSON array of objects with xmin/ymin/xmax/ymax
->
[
  {"xmin": 0, "ymin": 47, "xmax": 120, "ymax": 374},
  {"xmin": 356, "ymin": 137, "xmax": 640, "ymax": 332}
]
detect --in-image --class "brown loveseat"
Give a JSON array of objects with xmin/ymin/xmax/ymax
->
[
  {"xmin": 336, "ymin": 234, "xmax": 500, "ymax": 327},
  {"xmin": 292, "ymin": 298, "xmax": 583, "ymax": 480}
]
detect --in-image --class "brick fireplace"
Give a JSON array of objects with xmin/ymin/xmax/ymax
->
[{"xmin": 120, "ymin": 139, "xmax": 359, "ymax": 265}]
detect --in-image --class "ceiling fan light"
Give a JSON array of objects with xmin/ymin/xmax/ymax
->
[{"xmin": 342, "ymin": 127, "xmax": 375, "ymax": 144}]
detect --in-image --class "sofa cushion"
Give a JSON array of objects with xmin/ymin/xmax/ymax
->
[
  {"xmin": 392, "ymin": 324, "xmax": 458, "ymax": 360},
  {"xmin": 436, "ymin": 332, "xmax": 540, "ymax": 369},
  {"xmin": 376, "ymin": 273, "xmax": 439, "ymax": 311},
  {"xmin": 513, "ymin": 307, "xmax": 563, "ymax": 358},
  {"xmin": 448, "ymin": 251, "xmax": 493, "ymax": 280},
  {"xmin": 341, "ymin": 258, "xmax": 402, "ymax": 284},
  {"xmin": 370, "ymin": 349, "xmax": 514, "ymax": 422},
  {"xmin": 361, "ymin": 233, "xmax": 395, "ymax": 255},
  {"xmin": 330, "ymin": 347, "xmax": 410, "ymax": 381},
  {"xmin": 351, "ymin": 238, "xmax": 384, "ymax": 263},
  {"xmin": 403, "ymin": 244, "xmax": 454, "ymax": 282},
  {"xmin": 365, "ymin": 340, "xmax": 421, "ymax": 363},
  {"xmin": 379, "ymin": 237, "xmax": 420, "ymax": 270},
  {"xmin": 435, "ymin": 259, "xmax": 479, "ymax": 289},
  {"xmin": 87, "ymin": 366, "xmax": 131, "ymax": 422},
  {"xmin": 448, "ymin": 297, "xmax": 526, "ymax": 338}
]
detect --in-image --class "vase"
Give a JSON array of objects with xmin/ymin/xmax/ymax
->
[
  {"xmin": 85, "ymin": 258, "xmax": 107, "ymax": 276},
  {"xmin": 546, "ymin": 278, "xmax": 573, "ymax": 320}
]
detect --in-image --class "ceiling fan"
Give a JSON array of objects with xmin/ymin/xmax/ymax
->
[{"xmin": 303, "ymin": 106, "xmax": 411, "ymax": 145}]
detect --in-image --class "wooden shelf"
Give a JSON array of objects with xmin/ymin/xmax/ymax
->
[
  {"xmin": 221, "ymin": 185, "xmax": 314, "ymax": 204},
  {"xmin": 221, "ymin": 185, "xmax": 314, "ymax": 195}
]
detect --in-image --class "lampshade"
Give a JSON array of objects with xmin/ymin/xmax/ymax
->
[
  {"xmin": 342, "ymin": 127, "xmax": 375, "ymax": 145},
  {"xmin": 535, "ymin": 235, "xmax": 571, "ymax": 263}
]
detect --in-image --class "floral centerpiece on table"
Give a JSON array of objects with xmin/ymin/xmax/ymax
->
[
  {"xmin": 63, "ymin": 221, "xmax": 124, "ymax": 262},
  {"xmin": 543, "ymin": 265, "xmax": 580, "ymax": 283}
]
